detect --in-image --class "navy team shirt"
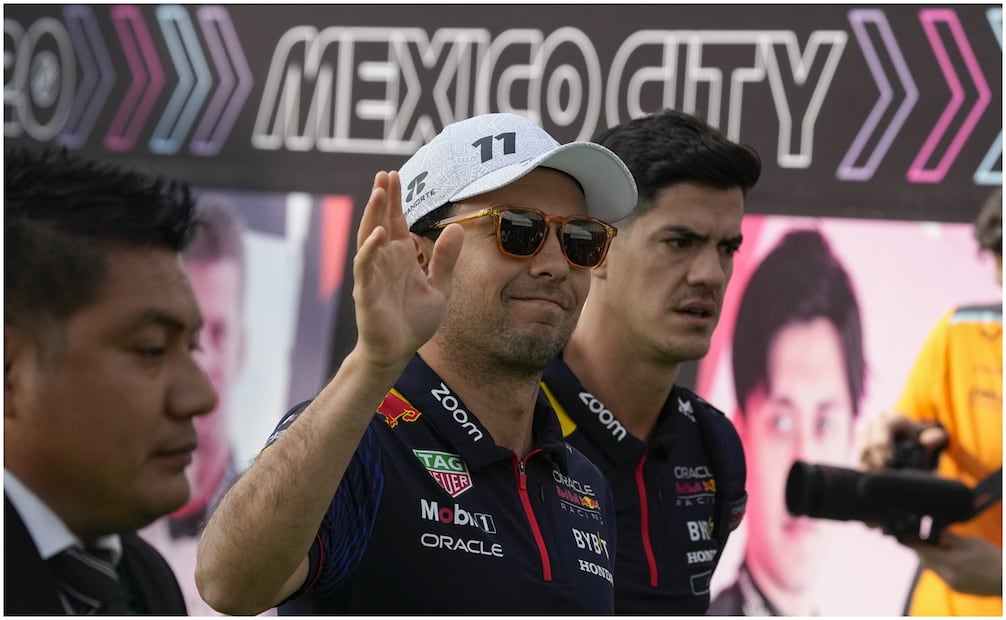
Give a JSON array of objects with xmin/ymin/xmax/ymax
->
[
  {"xmin": 272, "ymin": 354, "xmax": 618, "ymax": 615},
  {"xmin": 542, "ymin": 356, "xmax": 742, "ymax": 615}
]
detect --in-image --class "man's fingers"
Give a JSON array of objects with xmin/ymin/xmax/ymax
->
[
  {"xmin": 858, "ymin": 413, "xmax": 897, "ymax": 470},
  {"xmin": 858, "ymin": 411, "xmax": 942, "ymax": 471},
  {"xmin": 358, "ymin": 171, "xmax": 390, "ymax": 251},
  {"xmin": 353, "ymin": 225, "xmax": 388, "ymax": 289},
  {"xmin": 918, "ymin": 425, "xmax": 949, "ymax": 451},
  {"xmin": 884, "ymin": 410, "xmax": 919, "ymax": 435},
  {"xmin": 385, "ymin": 171, "xmax": 411, "ymax": 240}
]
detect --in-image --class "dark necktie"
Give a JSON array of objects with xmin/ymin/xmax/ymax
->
[{"xmin": 48, "ymin": 546, "xmax": 130, "ymax": 615}]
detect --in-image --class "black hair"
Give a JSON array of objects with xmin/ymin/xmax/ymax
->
[
  {"xmin": 974, "ymin": 188, "xmax": 1002, "ymax": 256},
  {"xmin": 5, "ymin": 146, "xmax": 197, "ymax": 337},
  {"xmin": 731, "ymin": 229, "xmax": 866, "ymax": 418},
  {"xmin": 593, "ymin": 109, "xmax": 762, "ymax": 219}
]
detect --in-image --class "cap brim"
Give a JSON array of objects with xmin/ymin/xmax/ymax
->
[{"xmin": 448, "ymin": 142, "xmax": 637, "ymax": 223}]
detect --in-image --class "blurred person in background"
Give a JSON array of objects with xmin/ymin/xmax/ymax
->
[
  {"xmin": 859, "ymin": 188, "xmax": 1002, "ymax": 616},
  {"xmin": 709, "ymin": 229, "xmax": 866, "ymax": 615}
]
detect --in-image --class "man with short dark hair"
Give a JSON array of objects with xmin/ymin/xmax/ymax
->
[
  {"xmin": 858, "ymin": 188, "xmax": 1002, "ymax": 616},
  {"xmin": 540, "ymin": 109, "xmax": 761, "ymax": 614},
  {"xmin": 4, "ymin": 147, "xmax": 217, "ymax": 615},
  {"xmin": 195, "ymin": 113, "xmax": 638, "ymax": 615}
]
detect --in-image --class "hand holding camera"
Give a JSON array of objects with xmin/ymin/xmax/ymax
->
[
  {"xmin": 858, "ymin": 410, "xmax": 946, "ymax": 473},
  {"xmin": 785, "ymin": 412, "xmax": 981, "ymax": 545}
]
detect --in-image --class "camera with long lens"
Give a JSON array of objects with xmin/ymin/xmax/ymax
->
[{"xmin": 784, "ymin": 437, "xmax": 975, "ymax": 543}]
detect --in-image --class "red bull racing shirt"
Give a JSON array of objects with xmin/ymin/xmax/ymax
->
[
  {"xmin": 541, "ymin": 356, "xmax": 746, "ymax": 614},
  {"xmin": 272, "ymin": 354, "xmax": 618, "ymax": 614}
]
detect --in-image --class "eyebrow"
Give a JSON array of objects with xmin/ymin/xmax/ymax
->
[
  {"xmin": 665, "ymin": 225, "xmax": 744, "ymax": 247},
  {"xmin": 124, "ymin": 308, "xmax": 202, "ymax": 336},
  {"xmin": 767, "ymin": 395, "xmax": 846, "ymax": 412}
]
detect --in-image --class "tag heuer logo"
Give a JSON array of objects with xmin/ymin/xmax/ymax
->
[{"xmin": 414, "ymin": 449, "xmax": 473, "ymax": 497}]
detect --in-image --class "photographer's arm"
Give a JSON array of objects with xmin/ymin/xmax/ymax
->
[
  {"xmin": 907, "ymin": 532, "xmax": 1002, "ymax": 597},
  {"xmin": 194, "ymin": 172, "xmax": 463, "ymax": 614}
]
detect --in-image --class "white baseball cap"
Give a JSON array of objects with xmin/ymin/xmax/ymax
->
[{"xmin": 398, "ymin": 113, "xmax": 638, "ymax": 229}]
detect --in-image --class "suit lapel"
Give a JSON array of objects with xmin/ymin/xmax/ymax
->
[{"xmin": 4, "ymin": 495, "xmax": 66, "ymax": 615}]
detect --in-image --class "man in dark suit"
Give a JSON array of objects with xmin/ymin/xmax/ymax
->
[{"xmin": 4, "ymin": 147, "xmax": 217, "ymax": 615}]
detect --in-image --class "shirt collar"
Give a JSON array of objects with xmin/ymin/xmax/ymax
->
[
  {"xmin": 541, "ymin": 355, "xmax": 648, "ymax": 464},
  {"xmin": 396, "ymin": 354, "xmax": 570, "ymax": 472},
  {"xmin": 4, "ymin": 469, "xmax": 123, "ymax": 565}
]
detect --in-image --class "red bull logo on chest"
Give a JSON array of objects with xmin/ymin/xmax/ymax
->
[
  {"xmin": 414, "ymin": 449, "xmax": 473, "ymax": 497},
  {"xmin": 378, "ymin": 390, "xmax": 422, "ymax": 428}
]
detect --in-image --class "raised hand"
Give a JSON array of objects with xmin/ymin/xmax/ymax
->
[{"xmin": 352, "ymin": 171, "xmax": 464, "ymax": 369}]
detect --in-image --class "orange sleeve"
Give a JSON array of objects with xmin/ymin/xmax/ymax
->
[{"xmin": 894, "ymin": 310, "xmax": 953, "ymax": 426}]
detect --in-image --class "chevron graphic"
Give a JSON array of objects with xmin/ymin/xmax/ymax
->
[
  {"xmin": 907, "ymin": 9, "xmax": 992, "ymax": 183},
  {"xmin": 837, "ymin": 9, "xmax": 918, "ymax": 181},
  {"xmin": 104, "ymin": 4, "xmax": 164, "ymax": 152},
  {"xmin": 974, "ymin": 7, "xmax": 1002, "ymax": 186},
  {"xmin": 190, "ymin": 5, "xmax": 253, "ymax": 156},
  {"xmin": 58, "ymin": 4, "xmax": 115, "ymax": 149},
  {"xmin": 149, "ymin": 5, "xmax": 212, "ymax": 154}
]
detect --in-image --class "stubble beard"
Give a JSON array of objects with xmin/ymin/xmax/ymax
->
[
  {"xmin": 660, "ymin": 310, "xmax": 721, "ymax": 363},
  {"xmin": 496, "ymin": 323, "xmax": 570, "ymax": 372},
  {"xmin": 438, "ymin": 297, "xmax": 574, "ymax": 377}
]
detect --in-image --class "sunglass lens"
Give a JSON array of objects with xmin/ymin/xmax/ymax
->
[
  {"xmin": 499, "ymin": 209, "xmax": 547, "ymax": 256},
  {"xmin": 562, "ymin": 220, "xmax": 609, "ymax": 267}
]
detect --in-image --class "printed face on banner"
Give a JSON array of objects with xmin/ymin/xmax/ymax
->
[{"xmin": 739, "ymin": 317, "xmax": 855, "ymax": 591}]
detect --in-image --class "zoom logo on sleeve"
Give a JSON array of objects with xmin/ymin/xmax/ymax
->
[
  {"xmin": 430, "ymin": 383, "xmax": 484, "ymax": 441},
  {"xmin": 578, "ymin": 391, "xmax": 627, "ymax": 441}
]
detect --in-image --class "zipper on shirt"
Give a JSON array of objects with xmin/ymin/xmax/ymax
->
[
  {"xmin": 513, "ymin": 452, "xmax": 553, "ymax": 581},
  {"xmin": 635, "ymin": 455, "xmax": 659, "ymax": 587}
]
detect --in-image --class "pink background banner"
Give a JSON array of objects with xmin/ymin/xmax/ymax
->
[{"xmin": 698, "ymin": 215, "xmax": 1001, "ymax": 615}]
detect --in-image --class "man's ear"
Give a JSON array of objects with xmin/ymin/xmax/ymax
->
[{"xmin": 412, "ymin": 233, "xmax": 433, "ymax": 275}]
